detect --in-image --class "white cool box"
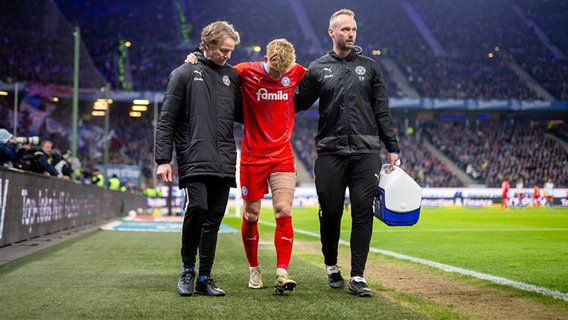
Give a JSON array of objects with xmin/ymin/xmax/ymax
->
[{"xmin": 374, "ymin": 164, "xmax": 422, "ymax": 226}]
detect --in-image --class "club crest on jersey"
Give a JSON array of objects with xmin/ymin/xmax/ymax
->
[
  {"xmin": 355, "ymin": 66, "xmax": 366, "ymax": 76},
  {"xmin": 222, "ymin": 75, "xmax": 230, "ymax": 86},
  {"xmin": 281, "ymin": 76, "xmax": 290, "ymax": 86},
  {"xmin": 256, "ymin": 88, "xmax": 288, "ymax": 101},
  {"xmin": 241, "ymin": 186, "xmax": 248, "ymax": 196}
]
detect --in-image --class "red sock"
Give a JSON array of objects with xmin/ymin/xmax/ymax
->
[
  {"xmin": 274, "ymin": 216, "xmax": 293, "ymax": 270},
  {"xmin": 241, "ymin": 217, "xmax": 259, "ymax": 267}
]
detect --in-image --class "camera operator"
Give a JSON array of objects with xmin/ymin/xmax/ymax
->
[
  {"xmin": 0, "ymin": 128, "xmax": 18, "ymax": 167},
  {"xmin": 52, "ymin": 149, "xmax": 73, "ymax": 178},
  {"xmin": 30, "ymin": 140, "xmax": 67, "ymax": 179}
]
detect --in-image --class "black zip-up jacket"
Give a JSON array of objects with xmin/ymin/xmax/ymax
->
[
  {"xmin": 155, "ymin": 55, "xmax": 242, "ymax": 188},
  {"xmin": 294, "ymin": 49, "xmax": 400, "ymax": 155}
]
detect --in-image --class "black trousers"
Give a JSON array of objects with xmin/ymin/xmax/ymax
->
[
  {"xmin": 314, "ymin": 153, "xmax": 381, "ymax": 277},
  {"xmin": 181, "ymin": 177, "xmax": 231, "ymax": 277}
]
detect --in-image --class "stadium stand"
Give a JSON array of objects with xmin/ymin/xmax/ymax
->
[
  {"xmin": 422, "ymin": 117, "xmax": 568, "ymax": 188},
  {"xmin": 1, "ymin": 0, "xmax": 567, "ymax": 189}
]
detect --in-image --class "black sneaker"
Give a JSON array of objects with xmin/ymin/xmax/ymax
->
[
  {"xmin": 177, "ymin": 269, "xmax": 196, "ymax": 296},
  {"xmin": 349, "ymin": 276, "xmax": 372, "ymax": 297},
  {"xmin": 195, "ymin": 276, "xmax": 226, "ymax": 296},
  {"xmin": 327, "ymin": 265, "xmax": 345, "ymax": 289}
]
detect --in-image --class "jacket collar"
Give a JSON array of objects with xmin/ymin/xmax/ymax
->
[
  {"xmin": 197, "ymin": 53, "xmax": 221, "ymax": 69},
  {"xmin": 328, "ymin": 45, "xmax": 363, "ymax": 61},
  {"xmin": 195, "ymin": 51, "xmax": 233, "ymax": 69}
]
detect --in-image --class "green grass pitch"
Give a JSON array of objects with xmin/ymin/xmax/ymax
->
[{"xmin": 0, "ymin": 206, "xmax": 566, "ymax": 319}]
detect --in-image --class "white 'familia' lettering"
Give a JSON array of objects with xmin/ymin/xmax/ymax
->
[{"xmin": 256, "ymin": 88, "xmax": 288, "ymax": 101}]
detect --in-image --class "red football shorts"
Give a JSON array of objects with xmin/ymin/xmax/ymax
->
[{"xmin": 240, "ymin": 149, "xmax": 295, "ymax": 201}]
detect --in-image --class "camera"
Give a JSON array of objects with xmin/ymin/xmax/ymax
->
[{"xmin": 15, "ymin": 136, "xmax": 40, "ymax": 145}]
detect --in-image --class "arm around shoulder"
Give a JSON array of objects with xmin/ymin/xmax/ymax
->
[{"xmin": 294, "ymin": 69, "xmax": 319, "ymax": 113}]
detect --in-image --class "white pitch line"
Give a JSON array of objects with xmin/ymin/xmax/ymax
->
[
  {"xmin": 258, "ymin": 221, "xmax": 568, "ymax": 302},
  {"xmin": 366, "ymin": 246, "xmax": 568, "ymax": 302}
]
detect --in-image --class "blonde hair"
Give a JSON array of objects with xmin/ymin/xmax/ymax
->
[
  {"xmin": 329, "ymin": 8, "xmax": 355, "ymax": 28},
  {"xmin": 266, "ymin": 39, "xmax": 296, "ymax": 73},
  {"xmin": 198, "ymin": 21, "xmax": 240, "ymax": 51}
]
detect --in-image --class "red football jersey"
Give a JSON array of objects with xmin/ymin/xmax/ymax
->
[{"xmin": 235, "ymin": 62, "xmax": 306, "ymax": 158}]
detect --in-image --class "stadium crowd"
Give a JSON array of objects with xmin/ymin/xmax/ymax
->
[
  {"xmin": 1, "ymin": 0, "xmax": 566, "ymax": 99},
  {"xmin": 422, "ymin": 118, "xmax": 568, "ymax": 188},
  {"xmin": 292, "ymin": 109, "xmax": 568, "ymax": 190},
  {"xmin": 1, "ymin": 0, "xmax": 567, "ymax": 190}
]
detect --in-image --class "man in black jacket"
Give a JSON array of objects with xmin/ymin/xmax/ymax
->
[
  {"xmin": 31, "ymin": 140, "xmax": 66, "ymax": 179},
  {"xmin": 294, "ymin": 9, "xmax": 400, "ymax": 297},
  {"xmin": 155, "ymin": 21, "xmax": 242, "ymax": 297}
]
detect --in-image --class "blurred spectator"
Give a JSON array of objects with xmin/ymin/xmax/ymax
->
[
  {"xmin": 75, "ymin": 168, "xmax": 93, "ymax": 184},
  {"xmin": 143, "ymin": 186, "xmax": 157, "ymax": 197},
  {"xmin": 108, "ymin": 174, "xmax": 121, "ymax": 191},
  {"xmin": 92, "ymin": 168, "xmax": 104, "ymax": 186},
  {"xmin": 124, "ymin": 181, "xmax": 139, "ymax": 194},
  {"xmin": 0, "ymin": 129, "xmax": 18, "ymax": 167}
]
